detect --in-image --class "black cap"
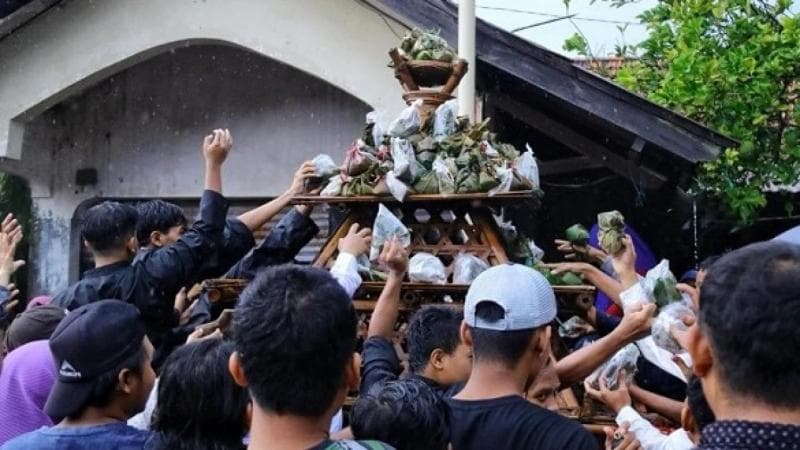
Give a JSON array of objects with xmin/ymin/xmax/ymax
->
[{"xmin": 45, "ymin": 300, "xmax": 145, "ymax": 418}]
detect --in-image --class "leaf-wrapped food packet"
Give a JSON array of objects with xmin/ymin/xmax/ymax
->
[
  {"xmin": 565, "ymin": 224, "xmax": 590, "ymax": 246},
  {"xmin": 456, "ymin": 168, "xmax": 480, "ymax": 193},
  {"xmin": 558, "ymin": 316, "xmax": 595, "ymax": 339},
  {"xmin": 478, "ymin": 166, "xmax": 500, "ymax": 192},
  {"xmin": 371, "ymin": 204, "xmax": 411, "ymax": 260},
  {"xmin": 413, "ymin": 170, "xmax": 439, "ymax": 194},
  {"xmin": 344, "ymin": 143, "xmax": 378, "ymax": 176},
  {"xmin": 364, "ymin": 111, "xmax": 386, "ymax": 148},
  {"xmin": 642, "ymin": 259, "xmax": 686, "ymax": 308},
  {"xmin": 598, "ymin": 210, "xmax": 626, "ymax": 255},
  {"xmin": 409, "ymin": 253, "xmax": 447, "ymax": 284},
  {"xmin": 388, "ymin": 99, "xmax": 423, "ymax": 138},
  {"xmin": 304, "ymin": 154, "xmax": 340, "ymax": 192},
  {"xmin": 488, "ymin": 164, "xmax": 513, "ymax": 196},
  {"xmin": 452, "ymin": 252, "xmax": 490, "ymax": 284}
]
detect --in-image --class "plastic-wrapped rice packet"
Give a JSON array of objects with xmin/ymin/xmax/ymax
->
[
  {"xmin": 515, "ymin": 145, "xmax": 540, "ymax": 189},
  {"xmin": 652, "ymin": 302, "xmax": 694, "ymax": 354},
  {"xmin": 390, "ymin": 138, "xmax": 417, "ymax": 182},
  {"xmin": 488, "ymin": 164, "xmax": 513, "ymax": 196},
  {"xmin": 586, "ymin": 344, "xmax": 640, "ymax": 390},
  {"xmin": 370, "ymin": 204, "xmax": 411, "ymax": 260},
  {"xmin": 388, "ymin": 99, "xmax": 423, "ymax": 138},
  {"xmin": 366, "ymin": 111, "xmax": 385, "ymax": 148},
  {"xmin": 433, "ymin": 156, "xmax": 456, "ymax": 194},
  {"xmin": 452, "ymin": 252, "xmax": 490, "ymax": 284},
  {"xmin": 385, "ymin": 172, "xmax": 409, "ymax": 202},
  {"xmin": 558, "ymin": 316, "xmax": 595, "ymax": 339},
  {"xmin": 304, "ymin": 154, "xmax": 340, "ymax": 191},
  {"xmin": 409, "ymin": 252, "xmax": 447, "ymax": 284},
  {"xmin": 598, "ymin": 210, "xmax": 625, "ymax": 255},
  {"xmin": 432, "ymin": 99, "xmax": 458, "ymax": 142},
  {"xmin": 320, "ymin": 175, "xmax": 346, "ymax": 196}
]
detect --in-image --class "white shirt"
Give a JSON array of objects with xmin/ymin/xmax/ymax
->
[
  {"xmin": 329, "ymin": 252, "xmax": 362, "ymax": 298},
  {"xmin": 616, "ymin": 406, "xmax": 694, "ymax": 450}
]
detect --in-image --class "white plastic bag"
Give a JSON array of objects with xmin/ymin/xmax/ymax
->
[
  {"xmin": 409, "ymin": 252, "xmax": 447, "ymax": 284},
  {"xmin": 433, "ymin": 156, "xmax": 456, "ymax": 194},
  {"xmin": 528, "ymin": 240, "xmax": 545, "ymax": 263},
  {"xmin": 482, "ymin": 140, "xmax": 499, "ymax": 158},
  {"xmin": 320, "ymin": 175, "xmax": 346, "ymax": 196},
  {"xmin": 652, "ymin": 302, "xmax": 694, "ymax": 354},
  {"xmin": 311, "ymin": 154, "xmax": 339, "ymax": 179},
  {"xmin": 516, "ymin": 144, "xmax": 540, "ymax": 189},
  {"xmin": 385, "ymin": 172, "xmax": 409, "ymax": 202},
  {"xmin": 433, "ymin": 99, "xmax": 458, "ymax": 142},
  {"xmin": 390, "ymin": 138, "xmax": 417, "ymax": 182},
  {"xmin": 641, "ymin": 259, "xmax": 691, "ymax": 308},
  {"xmin": 586, "ymin": 344, "xmax": 640, "ymax": 390},
  {"xmin": 370, "ymin": 204, "xmax": 411, "ymax": 260},
  {"xmin": 388, "ymin": 99, "xmax": 423, "ymax": 138},
  {"xmin": 366, "ymin": 111, "xmax": 385, "ymax": 147},
  {"xmin": 452, "ymin": 252, "xmax": 489, "ymax": 284},
  {"xmin": 488, "ymin": 164, "xmax": 513, "ymax": 196},
  {"xmin": 558, "ymin": 316, "xmax": 594, "ymax": 339}
]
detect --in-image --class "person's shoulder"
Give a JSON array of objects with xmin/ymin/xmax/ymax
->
[
  {"xmin": 100, "ymin": 424, "xmax": 152, "ymax": 448},
  {"xmin": 0, "ymin": 428, "xmax": 49, "ymax": 449},
  {"xmin": 516, "ymin": 406, "xmax": 596, "ymax": 449}
]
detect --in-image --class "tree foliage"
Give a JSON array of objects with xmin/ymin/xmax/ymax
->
[{"xmin": 579, "ymin": 0, "xmax": 800, "ymax": 222}]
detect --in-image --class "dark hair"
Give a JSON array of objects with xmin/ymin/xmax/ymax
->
[
  {"xmin": 406, "ymin": 306, "xmax": 463, "ymax": 373},
  {"xmin": 70, "ymin": 343, "xmax": 144, "ymax": 419},
  {"xmin": 468, "ymin": 301, "xmax": 537, "ymax": 369},
  {"xmin": 233, "ymin": 265, "xmax": 357, "ymax": 417},
  {"xmin": 698, "ymin": 255, "xmax": 721, "ymax": 271},
  {"xmin": 686, "ymin": 376, "xmax": 715, "ymax": 432},
  {"xmin": 135, "ymin": 200, "xmax": 187, "ymax": 245},
  {"xmin": 151, "ymin": 339, "xmax": 248, "ymax": 450},
  {"xmin": 699, "ymin": 241, "xmax": 800, "ymax": 408},
  {"xmin": 351, "ymin": 378, "xmax": 449, "ymax": 450},
  {"xmin": 81, "ymin": 201, "xmax": 138, "ymax": 254}
]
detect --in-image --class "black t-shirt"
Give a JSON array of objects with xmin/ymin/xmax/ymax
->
[{"xmin": 446, "ymin": 395, "xmax": 598, "ymax": 450}]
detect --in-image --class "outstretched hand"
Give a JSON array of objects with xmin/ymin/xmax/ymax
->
[
  {"xmin": 203, "ymin": 129, "xmax": 232, "ymax": 167},
  {"xmin": 286, "ymin": 161, "xmax": 318, "ymax": 196},
  {"xmin": 338, "ymin": 223, "xmax": 372, "ymax": 258},
  {"xmin": 616, "ymin": 302, "xmax": 656, "ymax": 342},
  {"xmin": 379, "ymin": 238, "xmax": 409, "ymax": 277},
  {"xmin": 0, "ymin": 214, "xmax": 25, "ymax": 287},
  {"xmin": 604, "ymin": 423, "xmax": 641, "ymax": 450},
  {"xmin": 585, "ymin": 368, "xmax": 633, "ymax": 414}
]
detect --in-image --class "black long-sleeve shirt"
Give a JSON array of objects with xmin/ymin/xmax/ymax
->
[{"xmin": 53, "ymin": 190, "xmax": 228, "ymax": 348}]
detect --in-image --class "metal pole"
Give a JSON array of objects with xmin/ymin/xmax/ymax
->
[{"xmin": 458, "ymin": 0, "xmax": 476, "ymax": 122}]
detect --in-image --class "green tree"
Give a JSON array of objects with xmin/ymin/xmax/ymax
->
[{"xmin": 578, "ymin": 0, "xmax": 800, "ymax": 222}]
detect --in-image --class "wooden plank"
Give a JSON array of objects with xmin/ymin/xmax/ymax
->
[
  {"xmin": 313, "ymin": 215, "xmax": 356, "ymax": 268},
  {"xmin": 357, "ymin": 281, "xmax": 595, "ymax": 294},
  {"xmin": 487, "ymin": 91, "xmax": 668, "ymax": 190},
  {"xmin": 539, "ymin": 156, "xmax": 605, "ymax": 176},
  {"xmin": 470, "ymin": 209, "xmax": 510, "ymax": 264},
  {"xmin": 353, "ymin": 299, "xmax": 464, "ymax": 312},
  {"xmin": 291, "ymin": 190, "xmax": 540, "ymax": 205}
]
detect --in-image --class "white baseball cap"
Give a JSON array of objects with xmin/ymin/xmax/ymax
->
[{"xmin": 465, "ymin": 263, "xmax": 557, "ymax": 331}]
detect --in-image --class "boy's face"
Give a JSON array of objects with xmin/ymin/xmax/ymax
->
[
  {"xmin": 130, "ymin": 337, "xmax": 157, "ymax": 415},
  {"xmin": 153, "ymin": 224, "xmax": 185, "ymax": 247},
  {"xmin": 527, "ymin": 357, "xmax": 560, "ymax": 411},
  {"xmin": 439, "ymin": 342, "xmax": 473, "ymax": 385}
]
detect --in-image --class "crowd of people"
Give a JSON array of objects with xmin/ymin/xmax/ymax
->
[{"xmin": 0, "ymin": 129, "xmax": 798, "ymax": 450}]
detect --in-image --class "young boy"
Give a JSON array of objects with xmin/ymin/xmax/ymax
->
[
  {"xmin": 360, "ymin": 240, "xmax": 471, "ymax": 397},
  {"xmin": 2, "ymin": 300, "xmax": 156, "ymax": 450},
  {"xmin": 229, "ymin": 265, "xmax": 391, "ymax": 450},
  {"xmin": 53, "ymin": 129, "xmax": 233, "ymax": 356}
]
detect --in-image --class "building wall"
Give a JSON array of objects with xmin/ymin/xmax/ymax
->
[{"xmin": 16, "ymin": 44, "xmax": 380, "ymax": 296}]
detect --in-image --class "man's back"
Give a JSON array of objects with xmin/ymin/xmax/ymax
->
[
  {"xmin": 1, "ymin": 423, "xmax": 152, "ymax": 450},
  {"xmin": 446, "ymin": 395, "xmax": 598, "ymax": 450}
]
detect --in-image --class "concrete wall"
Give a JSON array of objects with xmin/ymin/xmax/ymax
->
[
  {"xmin": 0, "ymin": 0, "xmax": 407, "ymax": 159},
  {"xmin": 12, "ymin": 43, "xmax": 386, "ymax": 296}
]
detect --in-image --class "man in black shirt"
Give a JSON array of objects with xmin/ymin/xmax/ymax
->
[
  {"xmin": 687, "ymin": 241, "xmax": 800, "ymax": 450},
  {"xmin": 447, "ymin": 263, "xmax": 598, "ymax": 450},
  {"xmin": 360, "ymin": 239, "xmax": 471, "ymax": 397},
  {"xmin": 53, "ymin": 129, "xmax": 233, "ymax": 356}
]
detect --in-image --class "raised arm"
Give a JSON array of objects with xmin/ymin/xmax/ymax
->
[
  {"xmin": 556, "ymin": 303, "xmax": 655, "ymax": 386},
  {"xmin": 368, "ymin": 239, "xmax": 409, "ymax": 340},
  {"xmin": 236, "ymin": 161, "xmax": 316, "ymax": 232},
  {"xmin": 137, "ymin": 130, "xmax": 231, "ymax": 292}
]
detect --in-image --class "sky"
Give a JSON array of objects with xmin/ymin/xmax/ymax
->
[{"xmin": 470, "ymin": 0, "xmax": 659, "ymax": 58}]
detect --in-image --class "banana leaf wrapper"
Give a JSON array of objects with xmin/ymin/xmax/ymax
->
[
  {"xmin": 413, "ymin": 170, "xmax": 440, "ymax": 194},
  {"xmin": 598, "ymin": 210, "xmax": 626, "ymax": 255},
  {"xmin": 565, "ymin": 224, "xmax": 590, "ymax": 246},
  {"xmin": 478, "ymin": 168, "xmax": 500, "ymax": 191},
  {"xmin": 652, "ymin": 275, "xmax": 683, "ymax": 309},
  {"xmin": 456, "ymin": 168, "xmax": 480, "ymax": 193}
]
